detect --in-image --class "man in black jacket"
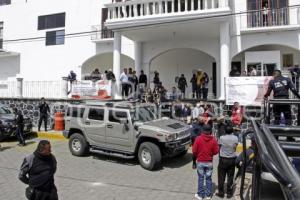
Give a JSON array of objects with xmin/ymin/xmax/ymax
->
[
  {"xmin": 265, "ymin": 70, "xmax": 300, "ymax": 141},
  {"xmin": 19, "ymin": 140, "xmax": 58, "ymax": 200},
  {"xmin": 38, "ymin": 97, "xmax": 50, "ymax": 132},
  {"xmin": 139, "ymin": 70, "xmax": 147, "ymax": 88},
  {"xmin": 14, "ymin": 108, "xmax": 25, "ymax": 146}
]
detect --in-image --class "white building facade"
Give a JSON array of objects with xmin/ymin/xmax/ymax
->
[{"xmin": 0, "ymin": 0, "xmax": 300, "ymax": 99}]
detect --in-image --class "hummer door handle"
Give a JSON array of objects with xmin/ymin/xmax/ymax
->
[
  {"xmin": 107, "ymin": 124, "xmax": 113, "ymax": 128},
  {"xmin": 85, "ymin": 121, "xmax": 90, "ymax": 125}
]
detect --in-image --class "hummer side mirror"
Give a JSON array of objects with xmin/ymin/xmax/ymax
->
[{"xmin": 133, "ymin": 122, "xmax": 143, "ymax": 131}]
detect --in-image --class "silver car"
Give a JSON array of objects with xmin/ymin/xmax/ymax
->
[{"xmin": 63, "ymin": 100, "xmax": 191, "ymax": 170}]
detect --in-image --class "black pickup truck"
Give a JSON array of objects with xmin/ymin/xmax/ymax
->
[{"xmin": 0, "ymin": 105, "xmax": 32, "ymax": 141}]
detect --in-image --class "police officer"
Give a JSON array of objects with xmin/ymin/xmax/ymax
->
[
  {"xmin": 264, "ymin": 70, "xmax": 300, "ymax": 141},
  {"xmin": 38, "ymin": 97, "xmax": 50, "ymax": 132}
]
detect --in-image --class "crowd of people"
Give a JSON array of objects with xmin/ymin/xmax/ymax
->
[
  {"xmin": 67, "ymin": 66, "xmax": 212, "ymax": 101},
  {"xmin": 13, "ymin": 66, "xmax": 300, "ymax": 200}
]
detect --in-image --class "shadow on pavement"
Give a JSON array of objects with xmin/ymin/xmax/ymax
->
[
  {"xmin": 24, "ymin": 141, "xmax": 37, "ymax": 146},
  {"xmin": 91, "ymin": 153, "xmax": 138, "ymax": 167},
  {"xmin": 161, "ymin": 152, "xmax": 193, "ymax": 169},
  {"xmin": 26, "ymin": 132, "xmax": 38, "ymax": 140},
  {"xmin": 0, "ymin": 146, "xmax": 13, "ymax": 152}
]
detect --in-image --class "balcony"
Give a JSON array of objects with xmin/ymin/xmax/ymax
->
[
  {"xmin": 240, "ymin": 7, "xmax": 300, "ymax": 34},
  {"xmin": 91, "ymin": 25, "xmax": 114, "ymax": 42},
  {"xmin": 105, "ymin": 0, "xmax": 231, "ymax": 30}
]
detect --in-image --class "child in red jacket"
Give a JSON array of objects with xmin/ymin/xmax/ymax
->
[{"xmin": 192, "ymin": 124, "xmax": 219, "ymax": 200}]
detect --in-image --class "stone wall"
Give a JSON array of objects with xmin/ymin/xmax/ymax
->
[{"xmin": 0, "ymin": 98, "xmax": 80, "ymax": 129}]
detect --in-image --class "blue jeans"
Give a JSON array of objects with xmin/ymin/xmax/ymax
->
[{"xmin": 197, "ymin": 162, "xmax": 213, "ymax": 198}]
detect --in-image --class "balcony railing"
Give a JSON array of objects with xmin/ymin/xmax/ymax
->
[
  {"xmin": 240, "ymin": 7, "xmax": 300, "ymax": 30},
  {"xmin": 91, "ymin": 25, "xmax": 114, "ymax": 40},
  {"xmin": 106, "ymin": 0, "xmax": 229, "ymax": 20}
]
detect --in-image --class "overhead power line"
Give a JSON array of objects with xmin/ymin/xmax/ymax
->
[{"xmin": 2, "ymin": 4, "xmax": 300, "ymax": 44}]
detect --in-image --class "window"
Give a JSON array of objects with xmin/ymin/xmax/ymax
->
[
  {"xmin": 0, "ymin": 0, "xmax": 10, "ymax": 6},
  {"xmin": 46, "ymin": 30, "xmax": 65, "ymax": 46},
  {"xmin": 67, "ymin": 107, "xmax": 85, "ymax": 118},
  {"xmin": 88, "ymin": 108, "xmax": 104, "ymax": 121},
  {"xmin": 109, "ymin": 110, "xmax": 128, "ymax": 123},
  {"xmin": 38, "ymin": 13, "xmax": 65, "ymax": 30}
]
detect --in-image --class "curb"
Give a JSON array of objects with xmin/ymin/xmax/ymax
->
[{"xmin": 36, "ymin": 131, "xmax": 67, "ymax": 140}]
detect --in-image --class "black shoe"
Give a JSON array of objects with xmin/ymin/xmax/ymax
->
[
  {"xmin": 38, "ymin": 129, "xmax": 40, "ymax": 132},
  {"xmin": 215, "ymin": 192, "xmax": 225, "ymax": 198},
  {"xmin": 227, "ymin": 193, "xmax": 233, "ymax": 198}
]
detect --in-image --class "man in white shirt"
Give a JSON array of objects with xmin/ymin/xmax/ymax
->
[
  {"xmin": 120, "ymin": 68, "xmax": 129, "ymax": 98},
  {"xmin": 192, "ymin": 103, "xmax": 204, "ymax": 120}
]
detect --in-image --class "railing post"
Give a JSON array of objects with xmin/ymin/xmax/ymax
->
[
  {"xmin": 172, "ymin": 0, "xmax": 175, "ymax": 12},
  {"xmin": 198, "ymin": 0, "xmax": 201, "ymax": 10},
  {"xmin": 134, "ymin": 4, "xmax": 138, "ymax": 17},
  {"xmin": 185, "ymin": 0, "xmax": 188, "ymax": 11},
  {"xmin": 204, "ymin": 0, "xmax": 208, "ymax": 9},
  {"xmin": 191, "ymin": 0, "xmax": 194, "ymax": 11},
  {"xmin": 118, "ymin": 5, "xmax": 121, "ymax": 18},
  {"xmin": 129, "ymin": 4, "xmax": 132, "ymax": 17},
  {"xmin": 61, "ymin": 77, "xmax": 69, "ymax": 98},
  {"xmin": 212, "ymin": 0, "xmax": 215, "ymax": 9},
  {"xmin": 109, "ymin": 8, "xmax": 112, "ymax": 19},
  {"xmin": 16, "ymin": 78, "xmax": 23, "ymax": 98},
  {"xmin": 178, "ymin": 0, "xmax": 181, "ymax": 12},
  {"xmin": 159, "ymin": 1, "xmax": 163, "ymax": 14},
  {"xmin": 113, "ymin": 7, "xmax": 117, "ymax": 19}
]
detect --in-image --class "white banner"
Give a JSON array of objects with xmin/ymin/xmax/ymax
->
[
  {"xmin": 71, "ymin": 80, "xmax": 112, "ymax": 98},
  {"xmin": 226, "ymin": 77, "xmax": 272, "ymax": 106},
  {"xmin": 72, "ymin": 81, "xmax": 97, "ymax": 97}
]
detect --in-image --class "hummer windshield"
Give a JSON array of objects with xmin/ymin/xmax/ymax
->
[{"xmin": 130, "ymin": 106, "xmax": 157, "ymax": 122}]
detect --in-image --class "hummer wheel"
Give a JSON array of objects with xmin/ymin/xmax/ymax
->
[{"xmin": 138, "ymin": 142, "xmax": 161, "ymax": 171}]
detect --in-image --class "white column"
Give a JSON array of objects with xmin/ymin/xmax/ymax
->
[
  {"xmin": 16, "ymin": 78, "xmax": 23, "ymax": 98},
  {"xmin": 134, "ymin": 41, "xmax": 142, "ymax": 77},
  {"xmin": 113, "ymin": 32, "xmax": 122, "ymax": 99},
  {"xmin": 61, "ymin": 77, "xmax": 69, "ymax": 98},
  {"xmin": 185, "ymin": 0, "xmax": 188, "ymax": 11},
  {"xmin": 218, "ymin": 21, "xmax": 230, "ymax": 100},
  {"xmin": 212, "ymin": 0, "xmax": 215, "ymax": 9},
  {"xmin": 198, "ymin": 0, "xmax": 201, "ymax": 10}
]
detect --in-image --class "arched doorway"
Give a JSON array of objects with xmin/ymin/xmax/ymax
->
[
  {"xmin": 149, "ymin": 48, "xmax": 216, "ymax": 98},
  {"xmin": 81, "ymin": 52, "xmax": 135, "ymax": 79},
  {"xmin": 232, "ymin": 44, "xmax": 300, "ymax": 76}
]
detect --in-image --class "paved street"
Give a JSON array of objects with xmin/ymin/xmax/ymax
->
[
  {"xmin": 0, "ymin": 137, "xmax": 222, "ymax": 200},
  {"xmin": 0, "ymin": 137, "xmax": 283, "ymax": 200}
]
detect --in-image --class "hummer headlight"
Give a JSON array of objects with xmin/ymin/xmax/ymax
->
[{"xmin": 166, "ymin": 133, "xmax": 178, "ymax": 141}]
